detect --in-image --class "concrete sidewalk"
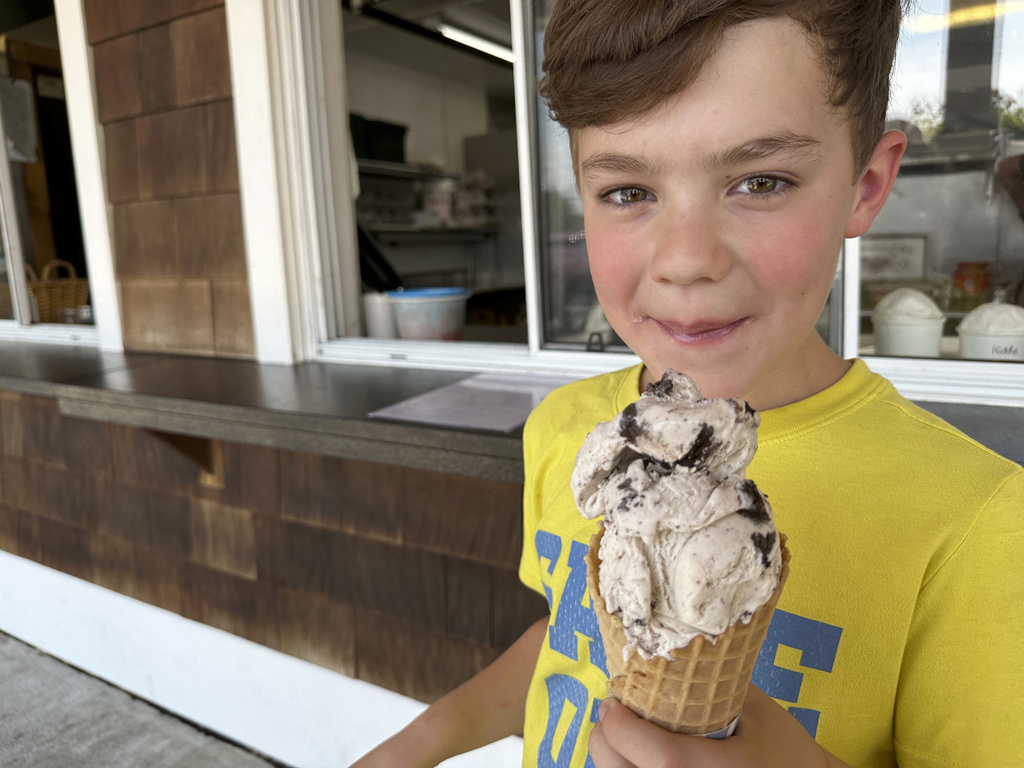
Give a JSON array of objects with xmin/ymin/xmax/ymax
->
[{"xmin": 0, "ymin": 632, "xmax": 287, "ymax": 768}]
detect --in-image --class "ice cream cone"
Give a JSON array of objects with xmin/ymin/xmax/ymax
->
[{"xmin": 586, "ymin": 525, "xmax": 790, "ymax": 735}]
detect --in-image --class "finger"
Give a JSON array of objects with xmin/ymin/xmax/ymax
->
[
  {"xmin": 588, "ymin": 719, "xmax": 638, "ymax": 768},
  {"xmin": 598, "ymin": 698, "xmax": 724, "ymax": 767}
]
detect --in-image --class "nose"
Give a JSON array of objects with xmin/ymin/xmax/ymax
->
[{"xmin": 648, "ymin": 206, "xmax": 732, "ymax": 285}]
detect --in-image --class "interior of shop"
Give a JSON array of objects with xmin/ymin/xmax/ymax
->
[
  {"xmin": 341, "ymin": 0, "xmax": 528, "ymax": 343},
  {"xmin": 861, "ymin": 2, "xmax": 1024, "ymax": 361}
]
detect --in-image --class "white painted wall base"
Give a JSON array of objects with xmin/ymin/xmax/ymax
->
[{"xmin": 0, "ymin": 550, "xmax": 522, "ymax": 767}]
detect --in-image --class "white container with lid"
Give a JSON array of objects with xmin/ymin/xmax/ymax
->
[
  {"xmin": 388, "ymin": 287, "xmax": 471, "ymax": 341},
  {"xmin": 871, "ymin": 288, "xmax": 945, "ymax": 358},
  {"xmin": 956, "ymin": 302, "xmax": 1024, "ymax": 361},
  {"xmin": 362, "ymin": 292, "xmax": 397, "ymax": 338}
]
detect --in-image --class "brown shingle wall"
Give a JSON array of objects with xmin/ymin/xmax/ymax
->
[
  {"xmin": 0, "ymin": 390, "xmax": 547, "ymax": 702},
  {"xmin": 84, "ymin": 0, "xmax": 254, "ymax": 358}
]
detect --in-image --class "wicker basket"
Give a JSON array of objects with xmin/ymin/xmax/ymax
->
[{"xmin": 31, "ymin": 259, "xmax": 90, "ymax": 323}]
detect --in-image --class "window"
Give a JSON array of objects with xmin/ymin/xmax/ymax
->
[
  {"xmin": 238, "ymin": 0, "xmax": 1024, "ymax": 402},
  {"xmin": 295, "ymin": 0, "xmax": 631, "ymax": 376},
  {"xmin": 334, "ymin": 0, "xmax": 845, "ymax": 359},
  {"xmin": 0, "ymin": 15, "xmax": 93, "ymax": 332},
  {"xmin": 341, "ymin": 1, "xmax": 528, "ymax": 345},
  {"xmin": 859, "ymin": 0, "xmax": 1024, "ymax": 366}
]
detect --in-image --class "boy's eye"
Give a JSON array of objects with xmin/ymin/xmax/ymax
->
[
  {"xmin": 738, "ymin": 176, "xmax": 785, "ymax": 195},
  {"xmin": 606, "ymin": 187, "xmax": 649, "ymax": 205}
]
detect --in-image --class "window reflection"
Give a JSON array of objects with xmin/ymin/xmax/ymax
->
[{"xmin": 864, "ymin": 0, "xmax": 1024, "ymax": 362}]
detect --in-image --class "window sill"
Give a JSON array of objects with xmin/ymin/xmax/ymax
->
[
  {"xmin": 862, "ymin": 356, "xmax": 1024, "ymax": 408},
  {"xmin": 317, "ymin": 337, "xmax": 639, "ymax": 377},
  {"xmin": 0, "ymin": 322, "xmax": 99, "ymax": 346}
]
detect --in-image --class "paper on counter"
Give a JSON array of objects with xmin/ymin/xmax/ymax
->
[{"xmin": 368, "ymin": 373, "xmax": 576, "ymax": 432}]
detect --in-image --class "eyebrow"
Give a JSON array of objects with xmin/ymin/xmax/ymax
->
[
  {"xmin": 701, "ymin": 132, "xmax": 823, "ymax": 173},
  {"xmin": 578, "ymin": 131, "xmax": 823, "ymax": 183},
  {"xmin": 579, "ymin": 153, "xmax": 662, "ymax": 184}
]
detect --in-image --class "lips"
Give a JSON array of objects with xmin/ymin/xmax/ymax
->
[{"xmin": 652, "ymin": 316, "xmax": 751, "ymax": 343}]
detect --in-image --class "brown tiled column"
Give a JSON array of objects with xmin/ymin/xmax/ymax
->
[{"xmin": 85, "ymin": 0, "xmax": 254, "ymax": 357}]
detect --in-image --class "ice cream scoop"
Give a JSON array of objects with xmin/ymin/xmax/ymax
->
[
  {"xmin": 871, "ymin": 288, "xmax": 945, "ymax": 357},
  {"xmin": 871, "ymin": 287, "xmax": 944, "ymax": 323},
  {"xmin": 957, "ymin": 302, "xmax": 1024, "ymax": 361},
  {"xmin": 572, "ymin": 369, "xmax": 784, "ymax": 661},
  {"xmin": 957, "ymin": 302, "xmax": 1024, "ymax": 335}
]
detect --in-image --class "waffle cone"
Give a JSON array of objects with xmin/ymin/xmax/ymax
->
[{"xmin": 586, "ymin": 525, "xmax": 790, "ymax": 735}]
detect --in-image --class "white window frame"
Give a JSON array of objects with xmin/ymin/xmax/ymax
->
[
  {"xmin": 226, "ymin": 0, "xmax": 635, "ymax": 377},
  {"xmin": 230, "ymin": 0, "xmax": 1024, "ymax": 402},
  {"xmin": 0, "ymin": 0, "xmax": 119, "ymax": 348}
]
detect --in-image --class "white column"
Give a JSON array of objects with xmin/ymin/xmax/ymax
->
[
  {"xmin": 224, "ymin": 0, "xmax": 300, "ymax": 364},
  {"xmin": 53, "ymin": 0, "xmax": 123, "ymax": 350}
]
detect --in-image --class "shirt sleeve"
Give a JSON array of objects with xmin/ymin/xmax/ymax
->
[{"xmin": 893, "ymin": 468, "xmax": 1024, "ymax": 768}]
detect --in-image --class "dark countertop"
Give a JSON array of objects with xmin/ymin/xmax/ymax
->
[{"xmin": 0, "ymin": 342, "xmax": 526, "ymax": 482}]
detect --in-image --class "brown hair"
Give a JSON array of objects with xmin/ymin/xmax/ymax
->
[{"xmin": 539, "ymin": 0, "xmax": 909, "ymax": 173}]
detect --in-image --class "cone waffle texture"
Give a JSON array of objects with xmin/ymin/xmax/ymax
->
[{"xmin": 586, "ymin": 525, "xmax": 790, "ymax": 735}]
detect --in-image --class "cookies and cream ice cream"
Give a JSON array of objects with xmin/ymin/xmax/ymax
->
[{"xmin": 572, "ymin": 369, "xmax": 784, "ymax": 661}]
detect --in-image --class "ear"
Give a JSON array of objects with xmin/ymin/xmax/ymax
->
[{"xmin": 844, "ymin": 130, "xmax": 907, "ymax": 238}]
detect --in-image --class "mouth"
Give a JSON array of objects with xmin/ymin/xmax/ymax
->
[{"xmin": 651, "ymin": 316, "xmax": 751, "ymax": 344}]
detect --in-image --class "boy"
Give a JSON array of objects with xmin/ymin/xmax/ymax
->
[{"xmin": 352, "ymin": 1, "xmax": 1024, "ymax": 766}]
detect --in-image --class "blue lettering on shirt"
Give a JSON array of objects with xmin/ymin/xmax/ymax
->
[
  {"xmin": 538, "ymin": 677, "xmax": 602, "ymax": 768},
  {"xmin": 753, "ymin": 609, "xmax": 843, "ymax": 737},
  {"xmin": 547, "ymin": 539, "xmax": 608, "ymax": 675},
  {"xmin": 535, "ymin": 531, "xmax": 608, "ymax": 767},
  {"xmin": 536, "ymin": 530, "xmax": 562, "ymax": 608},
  {"xmin": 539, "ymin": 674, "xmax": 589, "ymax": 768}
]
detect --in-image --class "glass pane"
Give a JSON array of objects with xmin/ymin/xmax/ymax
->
[
  {"xmin": 1, "ymin": 18, "xmax": 92, "ymax": 325},
  {"xmin": 0, "ymin": 219, "xmax": 12, "ymax": 320},
  {"xmin": 341, "ymin": 5, "xmax": 526, "ymax": 344},
  {"xmin": 532, "ymin": 0, "xmax": 622, "ymax": 352},
  {"xmin": 862, "ymin": 0, "xmax": 1024, "ymax": 362}
]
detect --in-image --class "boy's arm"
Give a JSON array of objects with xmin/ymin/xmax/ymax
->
[
  {"xmin": 590, "ymin": 685, "xmax": 850, "ymax": 768},
  {"xmin": 349, "ymin": 616, "xmax": 548, "ymax": 768}
]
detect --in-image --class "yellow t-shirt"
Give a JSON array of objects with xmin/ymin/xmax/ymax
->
[{"xmin": 519, "ymin": 360, "xmax": 1024, "ymax": 768}]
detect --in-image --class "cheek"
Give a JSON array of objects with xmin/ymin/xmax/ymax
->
[
  {"xmin": 586, "ymin": 231, "xmax": 641, "ymax": 299},
  {"xmin": 745, "ymin": 223, "xmax": 839, "ymax": 300}
]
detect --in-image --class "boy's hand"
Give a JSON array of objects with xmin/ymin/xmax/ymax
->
[{"xmin": 589, "ymin": 685, "xmax": 851, "ymax": 768}]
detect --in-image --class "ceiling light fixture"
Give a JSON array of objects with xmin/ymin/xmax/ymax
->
[
  {"xmin": 437, "ymin": 23, "xmax": 514, "ymax": 63},
  {"xmin": 905, "ymin": 1, "xmax": 1024, "ymax": 34}
]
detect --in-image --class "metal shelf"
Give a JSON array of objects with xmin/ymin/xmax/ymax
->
[{"xmin": 357, "ymin": 159, "xmax": 453, "ymax": 180}]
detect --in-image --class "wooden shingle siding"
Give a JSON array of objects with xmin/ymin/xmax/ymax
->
[
  {"xmin": 83, "ymin": 0, "xmax": 252, "ymax": 358},
  {"xmin": 0, "ymin": 389, "xmax": 548, "ymax": 703}
]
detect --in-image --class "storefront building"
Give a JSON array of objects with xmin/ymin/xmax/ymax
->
[{"xmin": 0, "ymin": 1, "xmax": 1022, "ymax": 766}]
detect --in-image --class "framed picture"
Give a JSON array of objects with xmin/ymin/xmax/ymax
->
[{"xmin": 860, "ymin": 234, "xmax": 927, "ymax": 280}]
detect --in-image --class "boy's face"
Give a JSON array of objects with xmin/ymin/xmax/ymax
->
[{"xmin": 575, "ymin": 18, "xmax": 898, "ymax": 409}]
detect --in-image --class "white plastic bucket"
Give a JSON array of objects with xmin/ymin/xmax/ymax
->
[
  {"xmin": 958, "ymin": 332, "xmax": 1024, "ymax": 361},
  {"xmin": 362, "ymin": 292, "xmax": 396, "ymax": 338},
  {"xmin": 388, "ymin": 287, "xmax": 471, "ymax": 341},
  {"xmin": 873, "ymin": 319, "xmax": 943, "ymax": 357}
]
